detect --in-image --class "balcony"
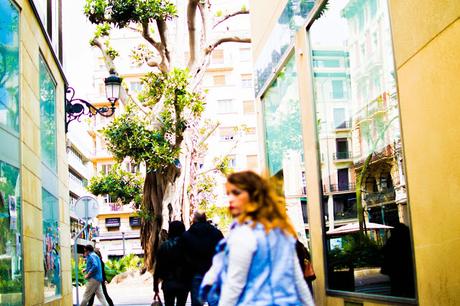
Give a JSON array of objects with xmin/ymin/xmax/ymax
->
[
  {"xmin": 334, "ymin": 121, "xmax": 352, "ymax": 131},
  {"xmin": 324, "ymin": 183, "xmax": 356, "ymax": 194},
  {"xmin": 333, "ymin": 151, "xmax": 353, "ymax": 161},
  {"xmin": 364, "ymin": 188, "xmax": 396, "ymax": 205}
]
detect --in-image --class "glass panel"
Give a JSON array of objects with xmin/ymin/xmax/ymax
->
[
  {"xmin": 0, "ymin": 1, "xmax": 20, "ymax": 132},
  {"xmin": 39, "ymin": 57, "xmax": 57, "ymax": 172},
  {"xmin": 310, "ymin": 0, "xmax": 415, "ymax": 298},
  {"xmin": 0, "ymin": 2, "xmax": 23, "ymax": 305},
  {"xmin": 42, "ymin": 188, "xmax": 61, "ymax": 298},
  {"xmin": 263, "ymin": 56, "xmax": 303, "ymax": 176},
  {"xmin": 262, "ymin": 55, "xmax": 308, "ymax": 242},
  {"xmin": 0, "ymin": 161, "xmax": 22, "ymax": 305},
  {"xmin": 254, "ymin": 0, "xmax": 317, "ymax": 95}
]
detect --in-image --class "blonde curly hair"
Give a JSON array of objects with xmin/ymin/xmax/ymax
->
[{"xmin": 227, "ymin": 170, "xmax": 297, "ymax": 237}]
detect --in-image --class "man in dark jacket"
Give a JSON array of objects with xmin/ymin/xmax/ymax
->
[
  {"xmin": 182, "ymin": 211, "xmax": 223, "ymax": 306},
  {"xmin": 154, "ymin": 221, "xmax": 190, "ymax": 306}
]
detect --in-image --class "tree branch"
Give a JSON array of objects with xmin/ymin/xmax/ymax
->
[
  {"xmin": 213, "ymin": 10, "xmax": 249, "ymax": 29},
  {"xmin": 187, "ymin": 0, "xmax": 200, "ymax": 69},
  {"xmin": 205, "ymin": 36, "xmax": 251, "ymax": 54},
  {"xmin": 197, "ymin": 3, "xmax": 207, "ymax": 52},
  {"xmin": 91, "ymin": 37, "xmax": 116, "ymax": 72},
  {"xmin": 156, "ymin": 19, "xmax": 170, "ymax": 64},
  {"xmin": 141, "ymin": 22, "xmax": 168, "ymax": 72}
]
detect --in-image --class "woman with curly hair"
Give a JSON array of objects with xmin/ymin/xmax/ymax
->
[{"xmin": 205, "ymin": 171, "xmax": 314, "ymax": 305}]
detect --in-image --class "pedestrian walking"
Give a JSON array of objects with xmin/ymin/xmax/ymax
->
[
  {"xmin": 87, "ymin": 249, "xmax": 114, "ymax": 306},
  {"xmin": 201, "ymin": 171, "xmax": 314, "ymax": 306},
  {"xmin": 80, "ymin": 244, "xmax": 109, "ymax": 306},
  {"xmin": 182, "ymin": 211, "xmax": 224, "ymax": 306},
  {"xmin": 154, "ymin": 221, "xmax": 190, "ymax": 306},
  {"xmin": 296, "ymin": 240, "xmax": 316, "ymax": 295}
]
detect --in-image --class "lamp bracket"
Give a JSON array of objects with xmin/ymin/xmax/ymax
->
[{"xmin": 65, "ymin": 87, "xmax": 116, "ymax": 133}]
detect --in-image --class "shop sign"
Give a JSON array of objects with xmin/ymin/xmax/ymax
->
[
  {"xmin": 105, "ymin": 217, "xmax": 120, "ymax": 228},
  {"xmin": 129, "ymin": 216, "xmax": 141, "ymax": 227}
]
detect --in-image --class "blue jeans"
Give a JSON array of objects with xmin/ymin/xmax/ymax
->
[{"xmin": 191, "ymin": 274, "xmax": 218, "ymax": 306}]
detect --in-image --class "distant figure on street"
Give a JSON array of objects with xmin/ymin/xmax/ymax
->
[
  {"xmin": 154, "ymin": 221, "xmax": 190, "ymax": 306},
  {"xmin": 88, "ymin": 249, "xmax": 114, "ymax": 306},
  {"xmin": 80, "ymin": 244, "xmax": 109, "ymax": 306},
  {"xmin": 381, "ymin": 222, "xmax": 415, "ymax": 298},
  {"xmin": 182, "ymin": 211, "xmax": 224, "ymax": 306},
  {"xmin": 201, "ymin": 171, "xmax": 314, "ymax": 306}
]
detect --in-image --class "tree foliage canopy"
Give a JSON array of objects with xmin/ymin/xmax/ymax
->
[
  {"xmin": 102, "ymin": 69, "xmax": 205, "ymax": 171},
  {"xmin": 87, "ymin": 164, "xmax": 143, "ymax": 207},
  {"xmin": 84, "ymin": 0, "xmax": 177, "ymax": 27}
]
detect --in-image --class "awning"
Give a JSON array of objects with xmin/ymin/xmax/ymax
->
[{"xmin": 327, "ymin": 222, "xmax": 393, "ymax": 235}]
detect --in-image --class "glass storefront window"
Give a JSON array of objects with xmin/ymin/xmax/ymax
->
[
  {"xmin": 39, "ymin": 57, "xmax": 57, "ymax": 172},
  {"xmin": 262, "ymin": 55, "xmax": 308, "ymax": 241},
  {"xmin": 309, "ymin": 0, "xmax": 415, "ymax": 299},
  {"xmin": 42, "ymin": 189, "xmax": 61, "ymax": 298},
  {"xmin": 39, "ymin": 55, "xmax": 60, "ymax": 298},
  {"xmin": 0, "ymin": 1, "xmax": 20, "ymax": 132},
  {"xmin": 0, "ymin": 162, "xmax": 22, "ymax": 305},
  {"xmin": 0, "ymin": 2, "xmax": 23, "ymax": 305}
]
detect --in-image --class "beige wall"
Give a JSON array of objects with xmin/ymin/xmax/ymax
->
[
  {"xmin": 389, "ymin": 1, "xmax": 460, "ymax": 305},
  {"xmin": 17, "ymin": 0, "xmax": 72, "ymax": 305}
]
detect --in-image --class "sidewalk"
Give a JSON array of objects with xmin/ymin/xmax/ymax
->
[{"xmin": 72, "ymin": 270, "xmax": 192, "ymax": 306}]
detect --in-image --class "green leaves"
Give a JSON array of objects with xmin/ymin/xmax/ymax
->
[
  {"xmin": 102, "ymin": 69, "xmax": 205, "ymax": 172},
  {"xmin": 84, "ymin": 0, "xmax": 177, "ymax": 28},
  {"xmin": 87, "ymin": 164, "xmax": 143, "ymax": 207}
]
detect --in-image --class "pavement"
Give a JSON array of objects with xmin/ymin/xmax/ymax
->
[{"xmin": 73, "ymin": 270, "xmax": 192, "ymax": 306}]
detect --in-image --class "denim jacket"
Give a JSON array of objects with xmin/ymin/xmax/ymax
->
[{"xmin": 205, "ymin": 222, "xmax": 313, "ymax": 306}]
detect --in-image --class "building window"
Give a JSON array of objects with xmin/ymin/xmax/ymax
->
[
  {"xmin": 217, "ymin": 99, "xmax": 235, "ymax": 114},
  {"xmin": 331, "ymin": 80, "xmax": 344, "ymax": 99},
  {"xmin": 310, "ymin": 0, "xmax": 415, "ymax": 299},
  {"xmin": 213, "ymin": 74, "xmax": 226, "ymax": 86},
  {"xmin": 240, "ymin": 48, "xmax": 251, "ymax": 62},
  {"xmin": 246, "ymin": 155, "xmax": 258, "ymax": 170},
  {"xmin": 241, "ymin": 74, "xmax": 253, "ymax": 88},
  {"xmin": 40, "ymin": 55, "xmax": 61, "ymax": 299},
  {"xmin": 243, "ymin": 100, "xmax": 255, "ymax": 114},
  {"xmin": 219, "ymin": 127, "xmax": 236, "ymax": 141},
  {"xmin": 40, "ymin": 57, "xmax": 57, "ymax": 172},
  {"xmin": 262, "ymin": 56, "xmax": 303, "ymax": 176},
  {"xmin": 42, "ymin": 188, "xmax": 61, "ymax": 298},
  {"xmin": 0, "ymin": 3, "xmax": 23, "ymax": 303},
  {"xmin": 211, "ymin": 49, "xmax": 224, "ymax": 64},
  {"xmin": 126, "ymin": 162, "xmax": 139, "ymax": 174},
  {"xmin": 100, "ymin": 163, "xmax": 113, "ymax": 175},
  {"xmin": 129, "ymin": 81, "xmax": 143, "ymax": 92}
]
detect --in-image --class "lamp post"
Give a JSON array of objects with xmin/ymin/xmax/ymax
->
[{"xmin": 65, "ymin": 70, "xmax": 122, "ymax": 133}]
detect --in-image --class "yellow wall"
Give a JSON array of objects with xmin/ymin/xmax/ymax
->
[
  {"xmin": 388, "ymin": 1, "xmax": 460, "ymax": 305},
  {"xmin": 17, "ymin": 0, "xmax": 72, "ymax": 305}
]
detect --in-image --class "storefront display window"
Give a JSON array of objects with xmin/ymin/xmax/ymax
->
[
  {"xmin": 309, "ymin": 0, "xmax": 415, "ymax": 299},
  {"xmin": 0, "ymin": 2, "xmax": 23, "ymax": 305},
  {"xmin": 42, "ymin": 189, "xmax": 61, "ymax": 298},
  {"xmin": 39, "ymin": 55, "xmax": 60, "ymax": 298}
]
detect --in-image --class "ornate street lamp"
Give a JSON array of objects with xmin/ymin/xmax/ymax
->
[{"xmin": 65, "ymin": 71, "xmax": 122, "ymax": 133}]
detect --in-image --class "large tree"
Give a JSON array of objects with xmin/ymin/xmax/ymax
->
[{"xmin": 83, "ymin": 0, "xmax": 250, "ymax": 270}]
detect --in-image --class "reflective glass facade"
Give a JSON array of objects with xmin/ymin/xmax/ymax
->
[
  {"xmin": 309, "ymin": 0, "xmax": 415, "ymax": 299},
  {"xmin": 39, "ymin": 56, "xmax": 61, "ymax": 299},
  {"xmin": 0, "ymin": 1, "xmax": 23, "ymax": 305}
]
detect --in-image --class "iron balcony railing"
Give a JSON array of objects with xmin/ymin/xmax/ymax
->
[
  {"xmin": 333, "ymin": 151, "xmax": 352, "ymax": 160},
  {"xmin": 328, "ymin": 183, "xmax": 356, "ymax": 193},
  {"xmin": 364, "ymin": 188, "xmax": 396, "ymax": 204}
]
